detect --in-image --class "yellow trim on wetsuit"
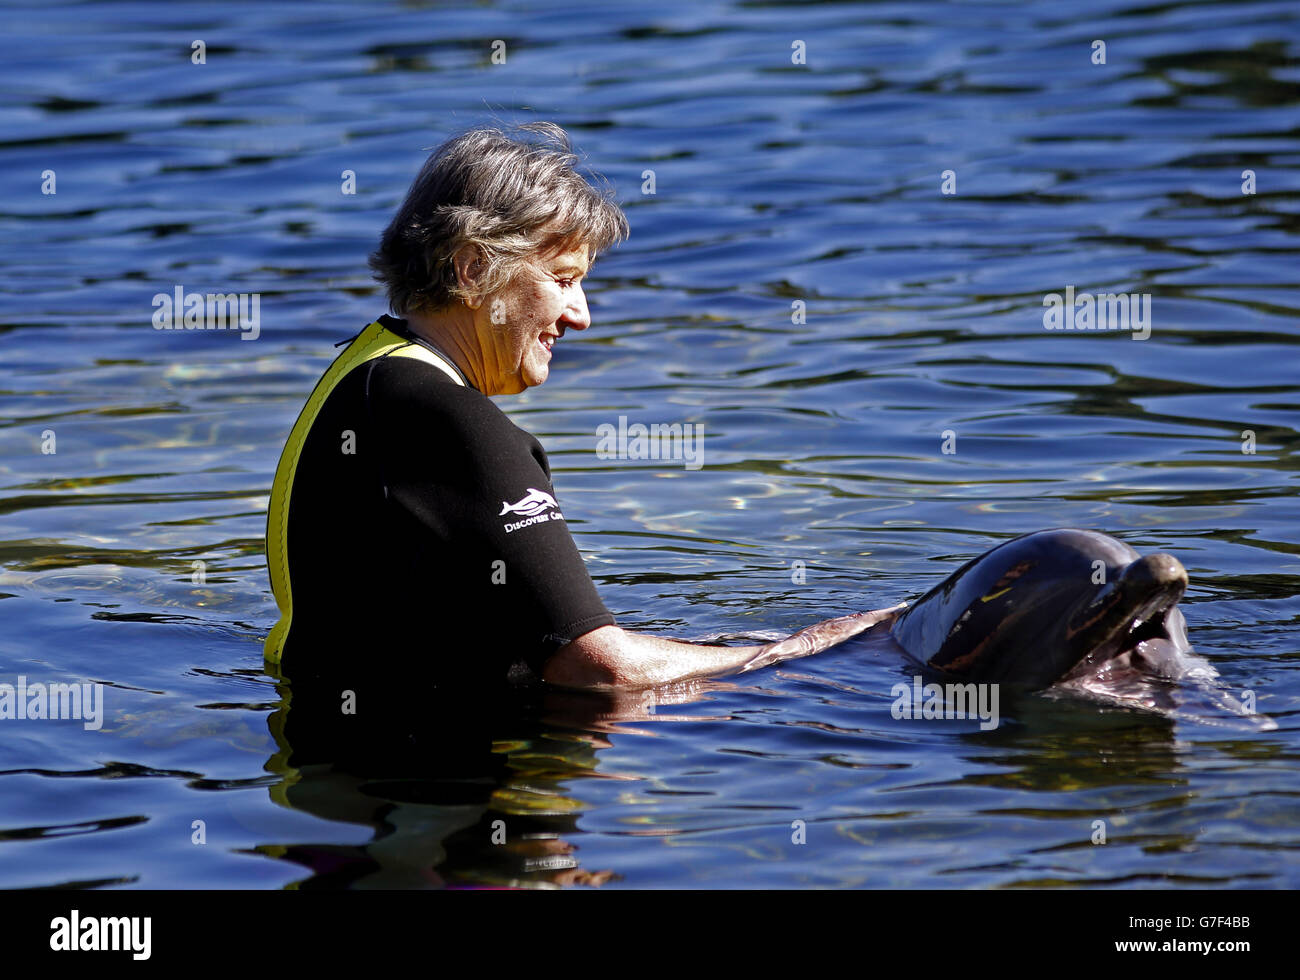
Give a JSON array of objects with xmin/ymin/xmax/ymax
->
[{"xmin": 264, "ymin": 320, "xmax": 465, "ymax": 666}]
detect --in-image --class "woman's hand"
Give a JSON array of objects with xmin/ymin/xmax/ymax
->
[{"xmin": 545, "ymin": 603, "xmax": 907, "ymax": 691}]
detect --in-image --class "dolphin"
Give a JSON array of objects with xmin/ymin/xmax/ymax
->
[
  {"xmin": 499, "ymin": 488, "xmax": 559, "ymax": 518},
  {"xmin": 882, "ymin": 528, "xmax": 1274, "ymax": 729},
  {"xmin": 740, "ymin": 528, "xmax": 1273, "ymax": 730}
]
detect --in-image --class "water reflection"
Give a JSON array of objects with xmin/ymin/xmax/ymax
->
[{"xmin": 259, "ymin": 670, "xmax": 725, "ymax": 888}]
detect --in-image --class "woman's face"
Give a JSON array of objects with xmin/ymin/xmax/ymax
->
[{"xmin": 476, "ymin": 241, "xmax": 591, "ymax": 395}]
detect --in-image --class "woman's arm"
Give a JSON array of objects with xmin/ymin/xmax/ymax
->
[{"xmin": 542, "ymin": 604, "xmax": 906, "ymax": 691}]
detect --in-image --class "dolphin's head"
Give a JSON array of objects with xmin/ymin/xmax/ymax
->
[{"xmin": 891, "ymin": 529, "xmax": 1192, "ymax": 690}]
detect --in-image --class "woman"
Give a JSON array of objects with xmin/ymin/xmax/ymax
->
[{"xmin": 265, "ymin": 122, "xmax": 898, "ymax": 700}]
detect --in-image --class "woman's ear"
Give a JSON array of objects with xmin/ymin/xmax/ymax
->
[{"xmin": 453, "ymin": 245, "xmax": 485, "ymax": 310}]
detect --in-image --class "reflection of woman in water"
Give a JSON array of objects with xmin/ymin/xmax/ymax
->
[
  {"xmin": 263, "ymin": 692, "xmax": 623, "ymax": 888},
  {"xmin": 265, "ymin": 121, "xmax": 894, "ymax": 710}
]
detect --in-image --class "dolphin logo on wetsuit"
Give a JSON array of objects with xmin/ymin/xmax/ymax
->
[{"xmin": 499, "ymin": 488, "xmax": 560, "ymax": 519}]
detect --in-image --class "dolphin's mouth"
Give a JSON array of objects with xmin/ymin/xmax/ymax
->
[
  {"xmin": 1061, "ymin": 552, "xmax": 1190, "ymax": 682},
  {"xmin": 1118, "ymin": 613, "xmax": 1181, "ymax": 667}
]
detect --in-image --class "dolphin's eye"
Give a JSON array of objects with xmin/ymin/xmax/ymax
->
[{"xmin": 946, "ymin": 609, "xmax": 973, "ymax": 640}]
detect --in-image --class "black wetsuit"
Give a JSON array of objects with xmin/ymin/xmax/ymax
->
[{"xmin": 265, "ymin": 315, "xmax": 614, "ymax": 704}]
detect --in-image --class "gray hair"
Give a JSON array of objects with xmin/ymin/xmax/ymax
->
[{"xmin": 369, "ymin": 122, "xmax": 629, "ymax": 315}]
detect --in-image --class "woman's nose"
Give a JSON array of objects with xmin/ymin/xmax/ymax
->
[{"xmin": 563, "ymin": 285, "xmax": 591, "ymax": 330}]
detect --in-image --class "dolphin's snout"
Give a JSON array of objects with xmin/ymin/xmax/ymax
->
[
  {"xmin": 1120, "ymin": 553, "xmax": 1188, "ymax": 594},
  {"xmin": 1062, "ymin": 551, "xmax": 1189, "ymax": 673}
]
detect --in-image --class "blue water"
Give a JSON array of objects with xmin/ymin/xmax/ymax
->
[{"xmin": 1, "ymin": 0, "xmax": 1297, "ymax": 888}]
